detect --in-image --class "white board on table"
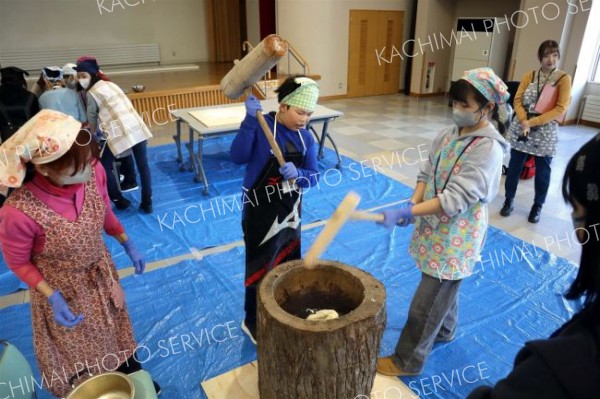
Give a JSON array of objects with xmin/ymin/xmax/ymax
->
[{"xmin": 189, "ymin": 106, "xmax": 246, "ymax": 128}]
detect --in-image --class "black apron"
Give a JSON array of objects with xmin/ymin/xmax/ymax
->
[{"xmin": 242, "ymin": 131, "xmax": 305, "ymax": 326}]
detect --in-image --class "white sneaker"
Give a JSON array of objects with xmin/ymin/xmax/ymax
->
[{"xmin": 241, "ymin": 321, "xmax": 257, "ymax": 345}]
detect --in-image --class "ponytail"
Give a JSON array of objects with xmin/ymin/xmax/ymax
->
[{"xmin": 491, "ymin": 104, "xmax": 506, "ymax": 135}]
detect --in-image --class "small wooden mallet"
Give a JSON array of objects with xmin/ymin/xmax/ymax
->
[
  {"xmin": 304, "ymin": 191, "xmax": 361, "ymax": 269},
  {"xmin": 349, "ymin": 211, "xmax": 384, "ymax": 223},
  {"xmin": 349, "ymin": 199, "xmax": 412, "ymax": 223}
]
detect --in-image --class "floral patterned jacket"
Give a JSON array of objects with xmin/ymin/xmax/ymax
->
[{"xmin": 409, "ymin": 123, "xmax": 509, "ymax": 280}]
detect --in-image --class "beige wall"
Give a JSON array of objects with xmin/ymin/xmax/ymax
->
[
  {"xmin": 0, "ymin": 0, "xmax": 209, "ymax": 64},
  {"xmin": 562, "ymin": 4, "xmax": 591, "ymax": 120},
  {"xmin": 409, "ymin": 0, "xmax": 521, "ymax": 95},
  {"xmin": 246, "ymin": 0, "xmax": 261, "ymax": 46},
  {"xmin": 410, "ymin": 0, "xmax": 457, "ymax": 94},
  {"xmin": 510, "ymin": 0, "xmax": 570, "ymax": 80},
  {"xmin": 276, "ymin": 0, "xmax": 413, "ymax": 97},
  {"xmin": 571, "ymin": 0, "xmax": 600, "ymax": 120}
]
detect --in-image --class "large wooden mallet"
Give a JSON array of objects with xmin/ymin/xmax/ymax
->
[
  {"xmin": 304, "ymin": 191, "xmax": 361, "ymax": 269},
  {"xmin": 220, "ymin": 34, "xmax": 288, "ymax": 100},
  {"xmin": 220, "ymin": 34, "xmax": 291, "ymax": 179}
]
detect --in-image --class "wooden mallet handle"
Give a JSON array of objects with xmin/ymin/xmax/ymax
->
[
  {"xmin": 350, "ymin": 211, "xmax": 384, "ymax": 223},
  {"xmin": 256, "ymin": 111, "xmax": 296, "ymax": 187},
  {"xmin": 256, "ymin": 111, "xmax": 286, "ymax": 166},
  {"xmin": 304, "ymin": 191, "xmax": 361, "ymax": 269}
]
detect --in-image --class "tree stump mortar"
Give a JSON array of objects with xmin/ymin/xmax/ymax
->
[{"xmin": 257, "ymin": 259, "xmax": 387, "ymax": 399}]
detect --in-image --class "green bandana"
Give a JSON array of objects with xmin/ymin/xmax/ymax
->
[{"xmin": 281, "ymin": 77, "xmax": 320, "ymax": 112}]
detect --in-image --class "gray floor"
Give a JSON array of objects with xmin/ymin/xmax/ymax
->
[{"xmin": 1, "ymin": 94, "xmax": 597, "ymax": 310}]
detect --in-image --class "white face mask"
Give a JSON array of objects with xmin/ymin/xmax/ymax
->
[
  {"xmin": 452, "ymin": 107, "xmax": 483, "ymax": 127},
  {"xmin": 55, "ymin": 164, "xmax": 93, "ymax": 185},
  {"xmin": 78, "ymin": 78, "xmax": 91, "ymax": 90}
]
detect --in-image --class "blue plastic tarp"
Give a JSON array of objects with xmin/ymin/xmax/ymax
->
[
  {"xmin": 0, "ymin": 140, "xmax": 411, "ymax": 295},
  {"xmin": 0, "ymin": 222, "xmax": 578, "ymax": 398}
]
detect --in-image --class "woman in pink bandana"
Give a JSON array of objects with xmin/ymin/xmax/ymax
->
[{"xmin": 0, "ymin": 110, "xmax": 159, "ymax": 397}]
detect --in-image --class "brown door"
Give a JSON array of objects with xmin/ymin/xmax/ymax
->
[{"xmin": 348, "ymin": 10, "xmax": 403, "ymax": 97}]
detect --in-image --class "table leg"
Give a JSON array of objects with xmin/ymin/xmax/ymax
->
[
  {"xmin": 309, "ymin": 125, "xmax": 320, "ymax": 142},
  {"xmin": 173, "ymin": 119, "xmax": 185, "ymax": 171},
  {"xmin": 187, "ymin": 126, "xmax": 196, "ymax": 172},
  {"xmin": 322, "ymin": 120, "xmax": 342, "ymax": 169},
  {"xmin": 185, "ymin": 127, "xmax": 200, "ymax": 180},
  {"xmin": 196, "ymin": 135, "xmax": 210, "ymax": 195},
  {"xmin": 319, "ymin": 120, "xmax": 342, "ymax": 168},
  {"xmin": 317, "ymin": 121, "xmax": 328, "ymax": 160}
]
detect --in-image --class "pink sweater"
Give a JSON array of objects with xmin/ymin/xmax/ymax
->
[{"xmin": 0, "ymin": 160, "xmax": 124, "ymax": 288}]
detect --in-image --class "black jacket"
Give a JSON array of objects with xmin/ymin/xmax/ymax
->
[
  {"xmin": 468, "ymin": 311, "xmax": 600, "ymax": 399},
  {"xmin": 0, "ymin": 83, "xmax": 39, "ymax": 142}
]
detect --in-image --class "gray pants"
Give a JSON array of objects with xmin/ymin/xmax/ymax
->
[{"xmin": 392, "ymin": 273, "xmax": 462, "ymax": 373}]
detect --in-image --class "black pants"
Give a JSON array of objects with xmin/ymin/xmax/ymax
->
[
  {"xmin": 101, "ymin": 140, "xmax": 152, "ymax": 203},
  {"xmin": 504, "ymin": 149, "xmax": 552, "ymax": 206}
]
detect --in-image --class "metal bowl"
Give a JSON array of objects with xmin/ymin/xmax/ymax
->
[
  {"xmin": 131, "ymin": 84, "xmax": 145, "ymax": 93},
  {"xmin": 67, "ymin": 372, "xmax": 135, "ymax": 399}
]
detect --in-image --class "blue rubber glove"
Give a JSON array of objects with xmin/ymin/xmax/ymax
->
[
  {"xmin": 279, "ymin": 162, "xmax": 299, "ymax": 180},
  {"xmin": 122, "ymin": 239, "xmax": 145, "ymax": 274},
  {"xmin": 94, "ymin": 128, "xmax": 107, "ymax": 142},
  {"xmin": 48, "ymin": 291, "xmax": 84, "ymax": 328},
  {"xmin": 245, "ymin": 94, "xmax": 262, "ymax": 118},
  {"xmin": 379, "ymin": 203, "xmax": 414, "ymax": 229}
]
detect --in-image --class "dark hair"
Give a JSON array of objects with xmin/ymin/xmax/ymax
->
[
  {"xmin": 275, "ymin": 74, "xmax": 306, "ymax": 103},
  {"xmin": 537, "ymin": 40, "xmax": 560, "ymax": 62},
  {"xmin": 44, "ymin": 129, "xmax": 99, "ymax": 175},
  {"xmin": 561, "ymin": 135, "xmax": 600, "ymax": 315},
  {"xmin": 449, "ymin": 79, "xmax": 506, "ymax": 134},
  {"xmin": 87, "ymin": 73, "xmax": 102, "ymax": 90},
  {"xmin": 35, "ymin": 72, "xmax": 47, "ymax": 93},
  {"xmin": 1, "ymin": 74, "xmax": 27, "ymax": 88},
  {"xmin": 35, "ymin": 72, "xmax": 63, "ymax": 93}
]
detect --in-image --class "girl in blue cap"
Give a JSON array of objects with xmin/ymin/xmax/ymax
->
[
  {"xmin": 76, "ymin": 57, "xmax": 154, "ymax": 213},
  {"xmin": 377, "ymin": 68, "xmax": 510, "ymax": 376}
]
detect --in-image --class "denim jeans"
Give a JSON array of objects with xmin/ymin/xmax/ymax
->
[
  {"xmin": 392, "ymin": 273, "xmax": 462, "ymax": 373},
  {"xmin": 118, "ymin": 155, "xmax": 137, "ymax": 185},
  {"xmin": 101, "ymin": 140, "xmax": 152, "ymax": 203},
  {"xmin": 504, "ymin": 149, "xmax": 552, "ymax": 206}
]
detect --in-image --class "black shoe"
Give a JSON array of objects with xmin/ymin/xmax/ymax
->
[
  {"xmin": 112, "ymin": 197, "xmax": 131, "ymax": 210},
  {"xmin": 241, "ymin": 320, "xmax": 257, "ymax": 345},
  {"xmin": 140, "ymin": 201, "xmax": 153, "ymax": 214},
  {"xmin": 528, "ymin": 204, "xmax": 542, "ymax": 223},
  {"xmin": 153, "ymin": 380, "xmax": 161, "ymax": 396},
  {"xmin": 120, "ymin": 181, "xmax": 139, "ymax": 193},
  {"xmin": 500, "ymin": 200, "xmax": 513, "ymax": 217}
]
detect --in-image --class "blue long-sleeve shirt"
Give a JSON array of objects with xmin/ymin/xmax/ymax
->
[
  {"xmin": 230, "ymin": 113, "xmax": 319, "ymax": 189},
  {"xmin": 39, "ymin": 88, "xmax": 87, "ymax": 123}
]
